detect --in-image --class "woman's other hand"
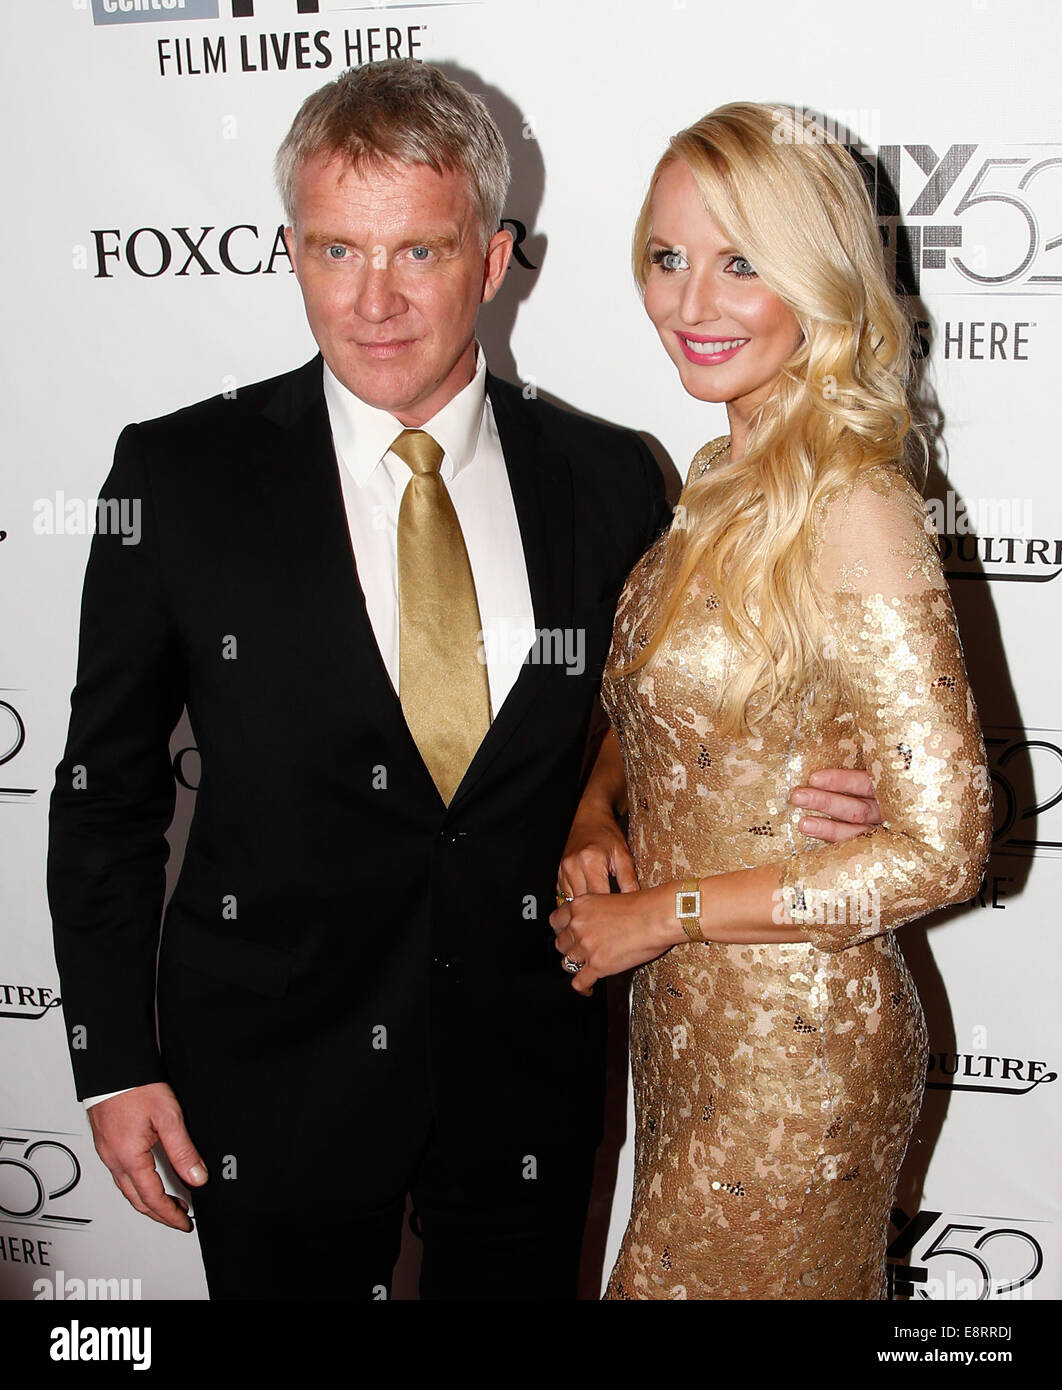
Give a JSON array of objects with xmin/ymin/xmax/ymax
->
[{"xmin": 550, "ymin": 884, "xmax": 675, "ymax": 997}]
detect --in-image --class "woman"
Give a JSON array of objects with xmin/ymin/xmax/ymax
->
[{"xmin": 550, "ymin": 103, "xmax": 992, "ymax": 1299}]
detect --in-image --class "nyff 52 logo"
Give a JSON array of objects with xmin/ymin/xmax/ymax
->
[
  {"xmin": 850, "ymin": 143, "xmax": 1062, "ymax": 294},
  {"xmin": 0, "ymin": 695, "xmax": 34, "ymax": 802},
  {"xmin": 0, "ymin": 1133, "xmax": 91, "ymax": 1230},
  {"xmin": 889, "ymin": 1207, "xmax": 1045, "ymax": 1300},
  {"xmin": 985, "ymin": 727, "xmax": 1062, "ymax": 858}
]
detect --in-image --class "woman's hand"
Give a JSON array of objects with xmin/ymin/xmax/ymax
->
[{"xmin": 549, "ymin": 883, "xmax": 679, "ymax": 996}]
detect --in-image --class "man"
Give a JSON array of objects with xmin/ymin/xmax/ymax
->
[{"xmin": 48, "ymin": 60, "xmax": 880, "ymax": 1300}]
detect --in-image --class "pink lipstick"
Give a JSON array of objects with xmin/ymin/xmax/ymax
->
[{"xmin": 677, "ymin": 334, "xmax": 749, "ymax": 364}]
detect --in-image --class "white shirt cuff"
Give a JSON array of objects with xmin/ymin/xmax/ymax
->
[{"xmin": 83, "ymin": 1087, "xmax": 135, "ymax": 1108}]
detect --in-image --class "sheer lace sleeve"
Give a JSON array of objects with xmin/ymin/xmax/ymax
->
[{"xmin": 778, "ymin": 468, "xmax": 992, "ymax": 951}]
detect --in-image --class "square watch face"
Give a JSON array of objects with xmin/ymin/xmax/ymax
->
[{"xmin": 678, "ymin": 892, "xmax": 700, "ymax": 916}]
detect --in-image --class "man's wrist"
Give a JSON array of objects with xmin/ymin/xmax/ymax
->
[
  {"xmin": 83, "ymin": 1087, "xmax": 136, "ymax": 1109},
  {"xmin": 574, "ymin": 790, "xmax": 623, "ymax": 825}
]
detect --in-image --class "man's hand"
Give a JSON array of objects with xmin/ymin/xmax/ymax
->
[
  {"xmin": 790, "ymin": 769, "xmax": 882, "ymax": 843},
  {"xmin": 88, "ymin": 1082, "xmax": 206, "ymax": 1231},
  {"xmin": 558, "ymin": 800, "xmax": 639, "ymax": 898}
]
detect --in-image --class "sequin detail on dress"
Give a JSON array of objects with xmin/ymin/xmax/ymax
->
[{"xmin": 601, "ymin": 445, "xmax": 992, "ymax": 1300}]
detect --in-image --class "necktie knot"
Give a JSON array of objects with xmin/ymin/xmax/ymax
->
[{"xmin": 391, "ymin": 429, "xmax": 444, "ymax": 477}]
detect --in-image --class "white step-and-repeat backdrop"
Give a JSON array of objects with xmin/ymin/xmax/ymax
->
[{"xmin": 2, "ymin": 0, "xmax": 1058, "ymax": 1301}]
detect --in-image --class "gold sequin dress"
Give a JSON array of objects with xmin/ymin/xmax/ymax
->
[{"xmin": 601, "ymin": 445, "xmax": 992, "ymax": 1300}]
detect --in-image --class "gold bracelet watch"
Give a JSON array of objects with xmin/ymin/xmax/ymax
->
[{"xmin": 676, "ymin": 879, "xmax": 705, "ymax": 943}]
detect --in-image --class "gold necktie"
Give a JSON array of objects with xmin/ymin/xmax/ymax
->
[{"xmin": 392, "ymin": 429, "xmax": 491, "ymax": 804}]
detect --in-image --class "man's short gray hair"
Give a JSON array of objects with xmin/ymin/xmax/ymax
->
[{"xmin": 275, "ymin": 60, "xmax": 511, "ymax": 250}]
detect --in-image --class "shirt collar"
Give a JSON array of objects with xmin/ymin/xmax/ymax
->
[{"xmin": 323, "ymin": 346, "xmax": 487, "ymax": 487}]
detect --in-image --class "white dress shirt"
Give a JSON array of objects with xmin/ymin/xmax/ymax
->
[
  {"xmin": 326, "ymin": 344, "xmax": 535, "ymax": 716},
  {"xmin": 83, "ymin": 347, "xmax": 535, "ymax": 1109}
]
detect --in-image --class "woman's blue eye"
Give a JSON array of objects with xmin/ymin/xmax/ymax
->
[
  {"xmin": 729, "ymin": 255, "xmax": 756, "ymax": 278},
  {"xmin": 651, "ymin": 248, "xmax": 688, "ymax": 273}
]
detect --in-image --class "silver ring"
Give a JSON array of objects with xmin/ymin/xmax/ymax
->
[{"xmin": 562, "ymin": 954, "xmax": 585, "ymax": 975}]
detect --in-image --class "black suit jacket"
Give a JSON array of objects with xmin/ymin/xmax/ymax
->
[{"xmin": 48, "ymin": 356, "xmax": 669, "ymax": 1207}]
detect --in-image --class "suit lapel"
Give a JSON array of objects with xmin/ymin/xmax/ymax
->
[
  {"xmin": 449, "ymin": 376, "xmax": 576, "ymax": 809},
  {"xmin": 256, "ymin": 357, "xmax": 439, "ymax": 799}
]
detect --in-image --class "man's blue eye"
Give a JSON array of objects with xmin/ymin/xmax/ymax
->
[
  {"xmin": 326, "ymin": 245, "xmax": 346, "ymax": 259},
  {"xmin": 409, "ymin": 246, "xmax": 431, "ymax": 261}
]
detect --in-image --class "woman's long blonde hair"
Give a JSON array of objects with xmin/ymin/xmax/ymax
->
[{"xmin": 630, "ymin": 103, "xmax": 919, "ymax": 732}]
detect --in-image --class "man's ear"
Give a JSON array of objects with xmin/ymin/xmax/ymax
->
[{"xmin": 481, "ymin": 227, "xmax": 515, "ymax": 305}]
